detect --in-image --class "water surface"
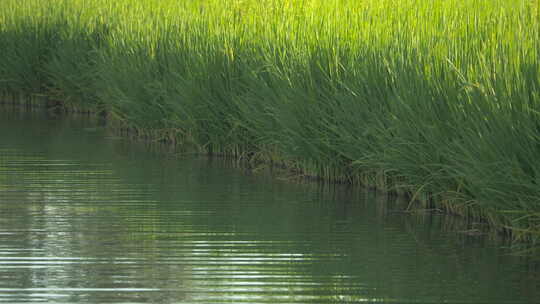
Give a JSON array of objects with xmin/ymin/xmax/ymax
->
[{"xmin": 0, "ymin": 106, "xmax": 539, "ymax": 303}]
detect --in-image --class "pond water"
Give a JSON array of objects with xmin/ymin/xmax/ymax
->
[{"xmin": 0, "ymin": 105, "xmax": 539, "ymax": 304}]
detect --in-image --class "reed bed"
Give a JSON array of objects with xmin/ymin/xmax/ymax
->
[{"xmin": 1, "ymin": 0, "xmax": 539, "ymax": 243}]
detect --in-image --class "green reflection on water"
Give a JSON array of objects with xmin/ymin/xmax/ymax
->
[{"xmin": 0, "ymin": 106, "xmax": 539, "ymax": 304}]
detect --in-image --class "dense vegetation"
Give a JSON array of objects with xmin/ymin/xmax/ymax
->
[{"xmin": 0, "ymin": 0, "xmax": 539, "ymax": 243}]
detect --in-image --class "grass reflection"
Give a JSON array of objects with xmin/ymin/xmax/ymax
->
[{"xmin": 0, "ymin": 112, "xmax": 539, "ymax": 303}]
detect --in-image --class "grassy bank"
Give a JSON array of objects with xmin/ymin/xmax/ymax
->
[{"xmin": 1, "ymin": 0, "xmax": 539, "ymax": 243}]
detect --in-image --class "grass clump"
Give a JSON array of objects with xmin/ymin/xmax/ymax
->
[{"xmin": 0, "ymin": 0, "xmax": 539, "ymax": 243}]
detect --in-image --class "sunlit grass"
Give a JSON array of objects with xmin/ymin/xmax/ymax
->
[{"xmin": 0, "ymin": 0, "xmax": 539, "ymax": 243}]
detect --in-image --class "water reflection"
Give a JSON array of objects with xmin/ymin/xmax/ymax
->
[{"xmin": 0, "ymin": 106, "xmax": 539, "ymax": 303}]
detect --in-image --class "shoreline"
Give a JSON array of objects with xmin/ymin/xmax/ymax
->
[{"xmin": 0, "ymin": 95, "xmax": 511, "ymax": 243}]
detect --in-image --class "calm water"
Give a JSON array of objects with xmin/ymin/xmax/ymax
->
[{"xmin": 0, "ymin": 106, "xmax": 539, "ymax": 304}]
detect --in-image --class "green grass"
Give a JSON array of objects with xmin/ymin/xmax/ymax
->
[{"xmin": 1, "ymin": 0, "xmax": 539, "ymax": 243}]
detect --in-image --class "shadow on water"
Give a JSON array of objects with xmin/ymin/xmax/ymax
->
[{"xmin": 0, "ymin": 104, "xmax": 539, "ymax": 303}]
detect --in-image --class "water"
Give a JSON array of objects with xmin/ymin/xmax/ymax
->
[{"xmin": 0, "ymin": 106, "xmax": 539, "ymax": 304}]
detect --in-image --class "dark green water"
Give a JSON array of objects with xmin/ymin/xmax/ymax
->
[{"xmin": 0, "ymin": 106, "xmax": 539, "ymax": 304}]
